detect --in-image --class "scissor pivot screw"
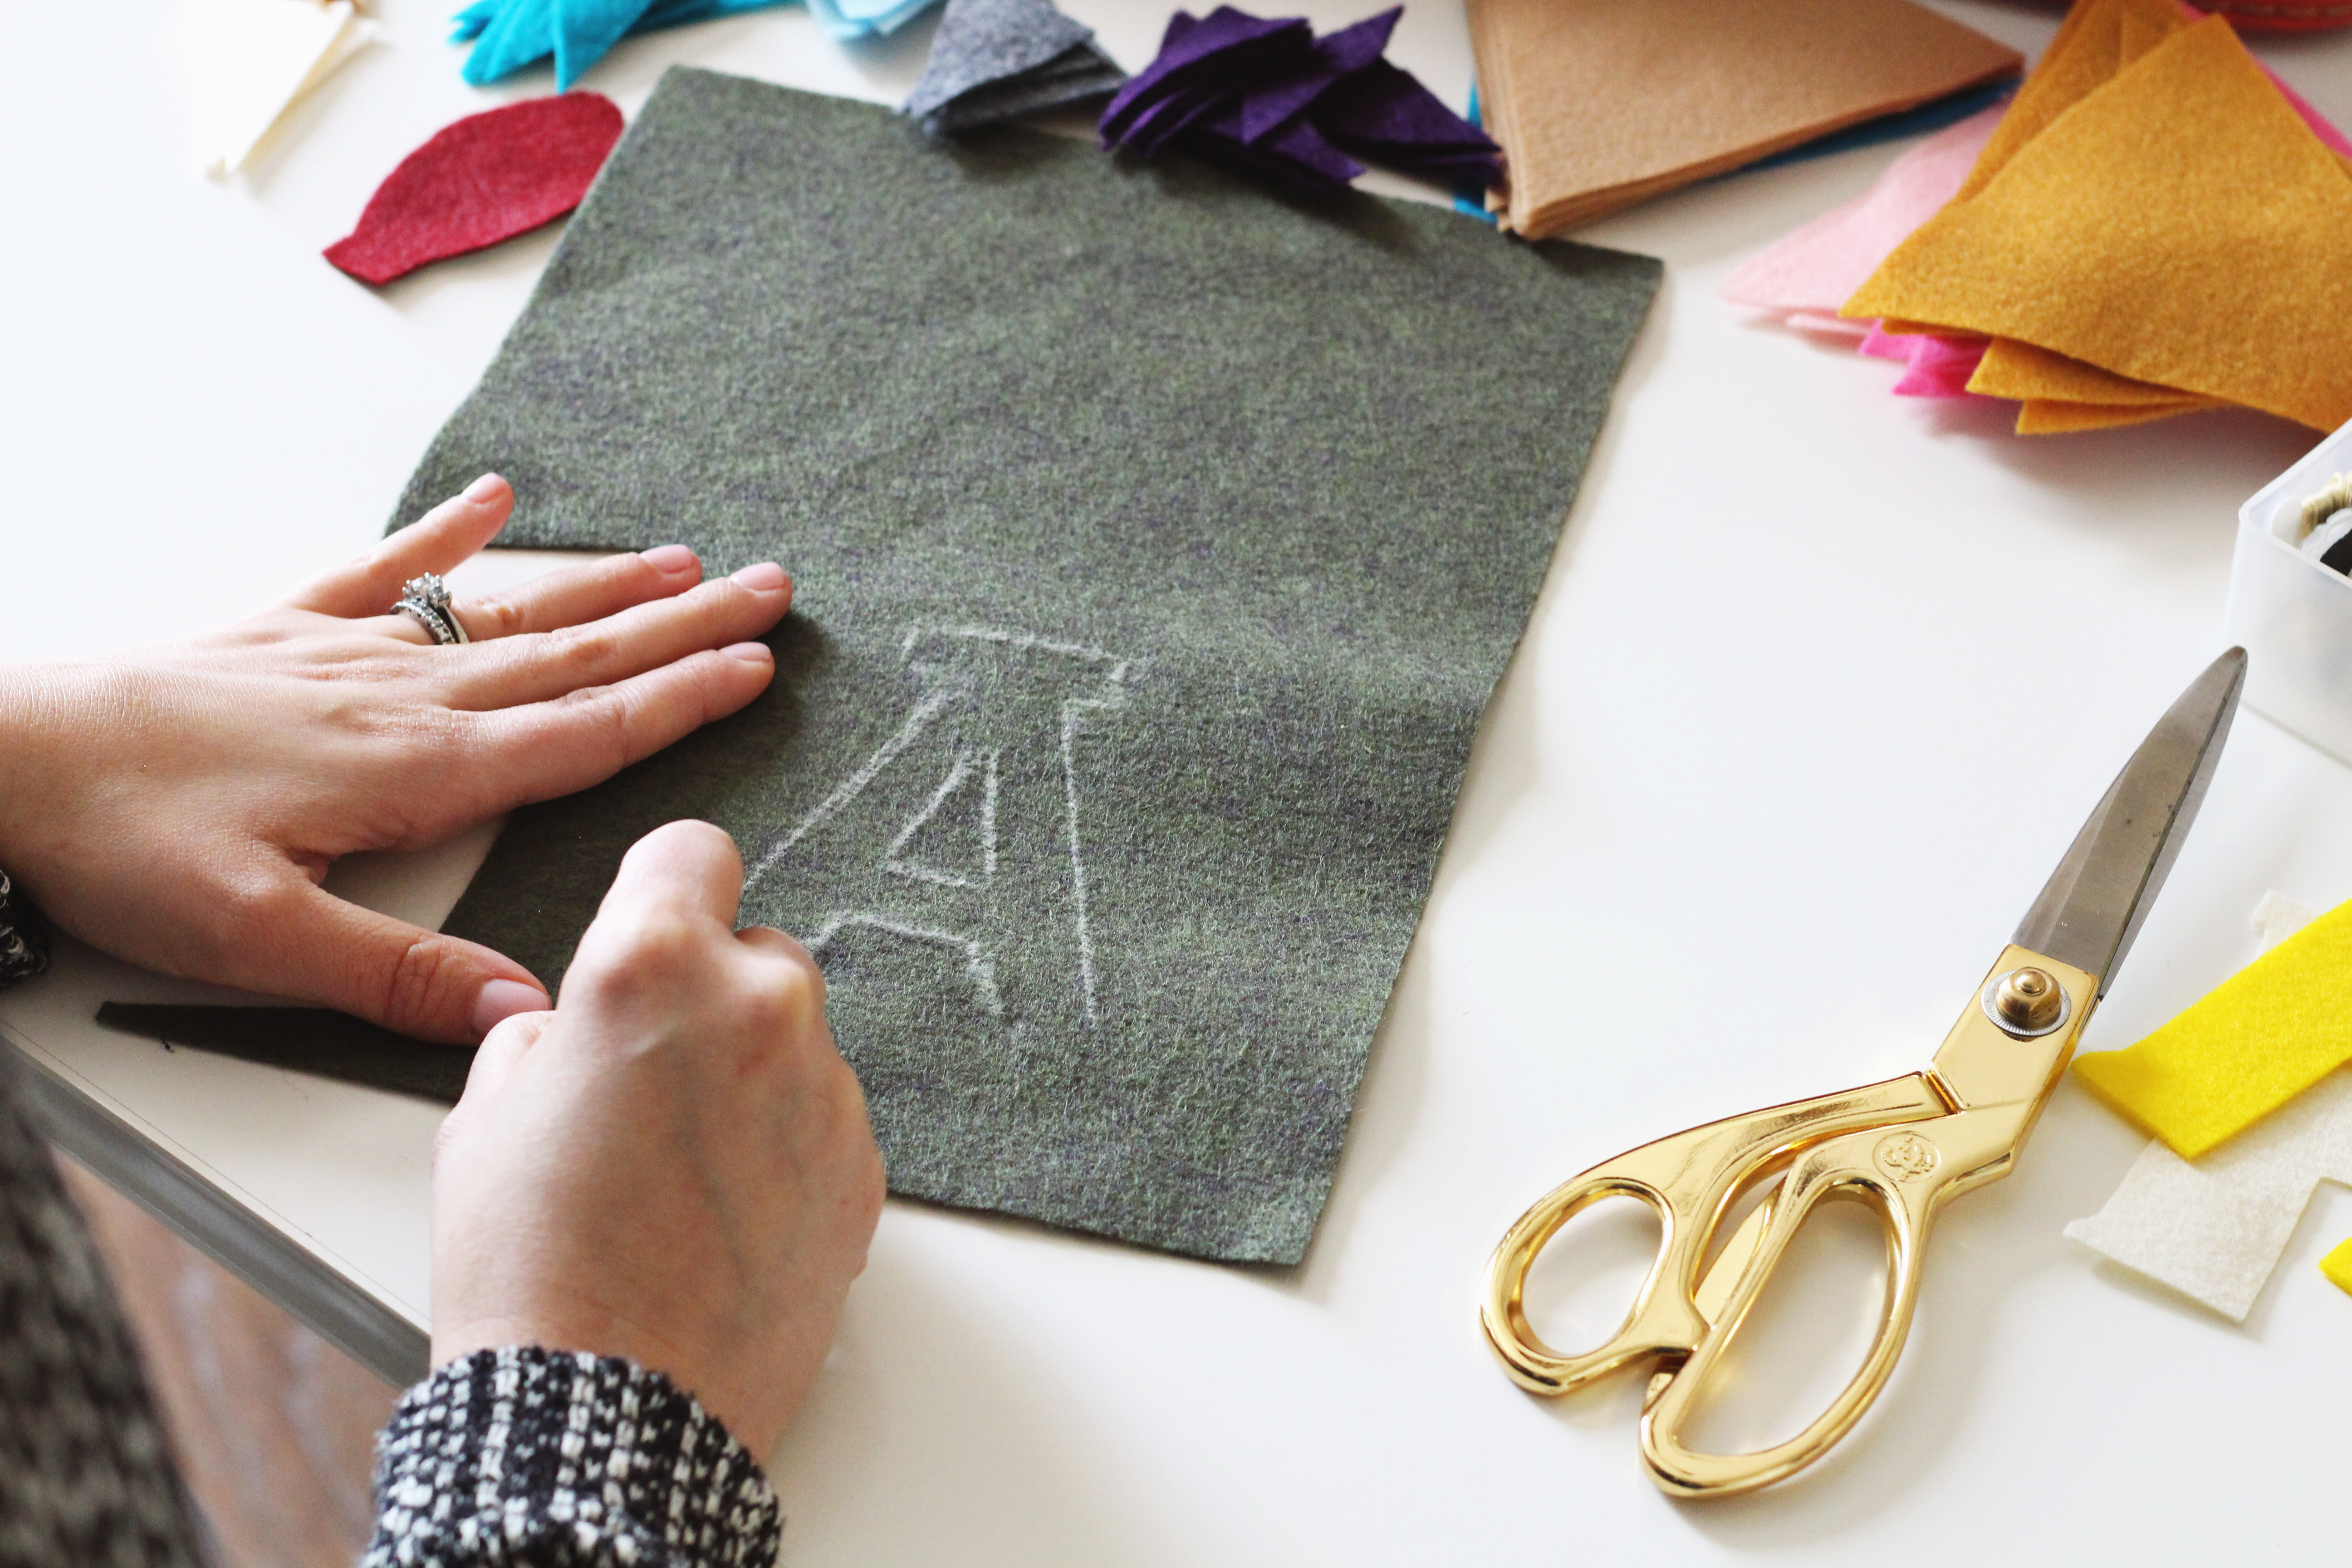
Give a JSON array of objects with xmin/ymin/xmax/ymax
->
[{"xmin": 1982, "ymin": 966, "xmax": 2068, "ymax": 1037}]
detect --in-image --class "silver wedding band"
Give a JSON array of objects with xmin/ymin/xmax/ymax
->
[{"xmin": 391, "ymin": 573, "xmax": 469, "ymax": 645}]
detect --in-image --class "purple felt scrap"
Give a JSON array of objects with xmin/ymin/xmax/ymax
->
[
  {"xmin": 1099, "ymin": 7, "xmax": 1310, "ymax": 145},
  {"xmin": 1313, "ymin": 59, "xmax": 1499, "ymax": 181},
  {"xmin": 1127, "ymin": 84, "xmax": 1227, "ymax": 155},
  {"xmin": 1191, "ymin": 102, "xmax": 1365, "ymax": 188},
  {"xmin": 1098, "ymin": 4, "xmax": 1499, "ymax": 193},
  {"xmin": 1237, "ymin": 6, "xmax": 1398, "ymax": 142}
]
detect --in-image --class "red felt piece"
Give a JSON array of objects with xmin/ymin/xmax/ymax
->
[
  {"xmin": 2197, "ymin": 1, "xmax": 2352, "ymax": 32},
  {"xmin": 325, "ymin": 93, "xmax": 625, "ymax": 285}
]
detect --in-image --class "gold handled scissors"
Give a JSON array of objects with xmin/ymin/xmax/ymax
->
[{"xmin": 1480, "ymin": 648, "xmax": 2247, "ymax": 1498}]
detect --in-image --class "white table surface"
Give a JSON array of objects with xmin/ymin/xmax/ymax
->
[{"xmin": 9, "ymin": 0, "xmax": 2352, "ymax": 1559}]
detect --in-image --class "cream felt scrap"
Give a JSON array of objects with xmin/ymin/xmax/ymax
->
[
  {"xmin": 182, "ymin": 0, "xmax": 377, "ymax": 177},
  {"xmin": 2064, "ymin": 1072, "xmax": 2352, "ymax": 1321}
]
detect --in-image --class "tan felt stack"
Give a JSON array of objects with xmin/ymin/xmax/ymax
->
[{"xmin": 1468, "ymin": 0, "xmax": 2021, "ymax": 236}]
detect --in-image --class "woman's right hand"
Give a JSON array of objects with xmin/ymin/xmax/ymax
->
[{"xmin": 428, "ymin": 820, "xmax": 885, "ymax": 1459}]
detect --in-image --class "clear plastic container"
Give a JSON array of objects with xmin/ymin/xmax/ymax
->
[{"xmin": 2223, "ymin": 417, "xmax": 2352, "ymax": 767}]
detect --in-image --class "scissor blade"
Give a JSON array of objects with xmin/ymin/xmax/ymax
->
[{"xmin": 2013, "ymin": 647, "xmax": 2245, "ymax": 995}]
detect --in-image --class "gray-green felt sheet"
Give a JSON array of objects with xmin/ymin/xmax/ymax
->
[{"xmin": 395, "ymin": 68, "xmax": 1657, "ymax": 1264}]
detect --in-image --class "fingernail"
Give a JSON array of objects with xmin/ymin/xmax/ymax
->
[
  {"xmin": 641, "ymin": 544, "xmax": 697, "ymax": 573},
  {"xmin": 462, "ymin": 473, "xmax": 505, "ymax": 503},
  {"xmin": 723, "ymin": 641, "xmax": 774, "ymax": 665},
  {"xmin": 729, "ymin": 562, "xmax": 788, "ymax": 592},
  {"xmin": 470, "ymin": 978, "xmax": 548, "ymax": 1038}
]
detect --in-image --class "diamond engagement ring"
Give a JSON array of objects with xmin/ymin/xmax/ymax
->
[{"xmin": 392, "ymin": 573, "xmax": 469, "ymax": 645}]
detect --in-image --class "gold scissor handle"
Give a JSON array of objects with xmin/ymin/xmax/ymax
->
[
  {"xmin": 1638, "ymin": 1122, "xmax": 1932, "ymax": 1495},
  {"xmin": 1638, "ymin": 1093, "xmax": 2029, "ymax": 1495},
  {"xmin": 1486, "ymin": 945, "xmax": 2095, "ymax": 1498},
  {"xmin": 1480, "ymin": 1074, "xmax": 1948, "ymax": 1397}
]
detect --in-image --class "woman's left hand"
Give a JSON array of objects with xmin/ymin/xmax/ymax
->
[{"xmin": 0, "ymin": 474, "xmax": 790, "ymax": 1043}]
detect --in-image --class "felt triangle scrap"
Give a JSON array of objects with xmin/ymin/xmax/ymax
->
[
  {"xmin": 451, "ymin": 0, "xmax": 800, "ymax": 88},
  {"xmin": 904, "ymin": 0, "xmax": 1125, "ymax": 137},
  {"xmin": 325, "ymin": 93, "xmax": 625, "ymax": 284},
  {"xmin": 1099, "ymin": 5, "xmax": 1498, "ymax": 192},
  {"xmin": 1842, "ymin": 0, "xmax": 2352, "ymax": 433},
  {"xmin": 1465, "ymin": 0, "xmax": 2021, "ymax": 236},
  {"xmin": 181, "ymin": 0, "xmax": 378, "ymax": 176},
  {"xmin": 808, "ymin": 0, "xmax": 941, "ymax": 40}
]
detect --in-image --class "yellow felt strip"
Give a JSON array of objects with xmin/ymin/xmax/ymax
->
[
  {"xmin": 2321, "ymin": 1237, "xmax": 2352, "ymax": 1299},
  {"xmin": 2075, "ymin": 897, "xmax": 2352, "ymax": 1159},
  {"xmin": 1843, "ymin": 18, "xmax": 2352, "ymax": 432}
]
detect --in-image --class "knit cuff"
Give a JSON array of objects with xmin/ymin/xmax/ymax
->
[
  {"xmin": 363, "ymin": 1348, "xmax": 780, "ymax": 1568},
  {"xmin": 0, "ymin": 870, "xmax": 50, "ymax": 989}
]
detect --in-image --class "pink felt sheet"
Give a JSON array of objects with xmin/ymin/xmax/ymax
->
[
  {"xmin": 1718, "ymin": 103, "xmax": 2004, "ymax": 328},
  {"xmin": 1859, "ymin": 321, "xmax": 1984, "ymax": 397}
]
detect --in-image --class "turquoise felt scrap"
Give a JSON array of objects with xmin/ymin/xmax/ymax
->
[
  {"xmin": 451, "ymin": 0, "xmax": 495, "ymax": 40},
  {"xmin": 808, "ymin": 0, "xmax": 940, "ymax": 38},
  {"xmin": 455, "ymin": 0, "xmax": 796, "ymax": 87},
  {"xmin": 554, "ymin": 0, "xmax": 647, "ymax": 90},
  {"xmin": 459, "ymin": 0, "xmax": 558, "ymax": 84},
  {"xmin": 633, "ymin": 0, "xmax": 792, "ymax": 33}
]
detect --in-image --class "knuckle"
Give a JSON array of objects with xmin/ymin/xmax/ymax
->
[
  {"xmin": 541, "ymin": 622, "xmax": 619, "ymax": 677},
  {"xmin": 575, "ymin": 910, "xmax": 703, "ymax": 1009},
  {"xmin": 739, "ymin": 958, "xmax": 824, "ymax": 1042},
  {"xmin": 614, "ymin": 553, "xmax": 666, "ymax": 594},
  {"xmin": 662, "ymin": 818, "xmax": 738, "ymax": 858},
  {"xmin": 397, "ymin": 704, "xmax": 470, "ymax": 759},
  {"xmin": 551, "ymin": 682, "xmax": 637, "ymax": 769},
  {"xmin": 380, "ymin": 933, "xmax": 467, "ymax": 1032},
  {"xmin": 198, "ymin": 872, "xmax": 304, "ymax": 969},
  {"xmin": 430, "ymin": 1106, "xmax": 471, "ymax": 1170},
  {"xmin": 469, "ymin": 593, "xmax": 527, "ymax": 640}
]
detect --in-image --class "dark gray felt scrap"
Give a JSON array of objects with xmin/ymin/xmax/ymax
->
[
  {"xmin": 394, "ymin": 69, "xmax": 1658, "ymax": 1264},
  {"xmin": 93, "ymin": 1004, "xmax": 470, "ymax": 1103},
  {"xmin": 904, "ymin": 0, "xmax": 1124, "ymax": 135}
]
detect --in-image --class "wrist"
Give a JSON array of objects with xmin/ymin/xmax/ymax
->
[
  {"xmin": 0, "ymin": 664, "xmax": 44, "ymax": 874},
  {"xmin": 0, "ymin": 661, "xmax": 98, "ymax": 887},
  {"xmin": 0, "ymin": 665, "xmax": 62, "ymax": 986}
]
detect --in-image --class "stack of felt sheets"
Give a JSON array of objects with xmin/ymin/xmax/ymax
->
[
  {"xmin": 1466, "ymin": 0, "xmax": 2021, "ymax": 235},
  {"xmin": 1844, "ymin": 0, "xmax": 2352, "ymax": 433},
  {"xmin": 1730, "ymin": 0, "xmax": 2352, "ymax": 435}
]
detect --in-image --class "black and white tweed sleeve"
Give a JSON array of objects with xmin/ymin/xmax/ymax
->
[
  {"xmin": 0, "ymin": 1061, "xmax": 206, "ymax": 1568},
  {"xmin": 364, "ymin": 1347, "xmax": 781, "ymax": 1568}
]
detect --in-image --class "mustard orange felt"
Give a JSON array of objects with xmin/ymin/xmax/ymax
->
[
  {"xmin": 2015, "ymin": 397, "xmax": 2213, "ymax": 435},
  {"xmin": 1973, "ymin": 339, "xmax": 2223, "ymax": 433},
  {"xmin": 1953, "ymin": 0, "xmax": 2185, "ymax": 203}
]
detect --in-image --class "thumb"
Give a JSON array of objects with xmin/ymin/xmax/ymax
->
[
  {"xmin": 437, "ymin": 1007, "xmax": 553, "ymax": 1161},
  {"xmin": 265, "ymin": 879, "xmax": 550, "ymax": 1043}
]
